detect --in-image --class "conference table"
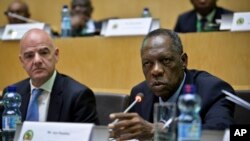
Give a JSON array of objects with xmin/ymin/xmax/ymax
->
[
  {"xmin": 92, "ymin": 126, "xmax": 228, "ymax": 141},
  {"xmin": 0, "ymin": 31, "xmax": 249, "ymax": 94}
]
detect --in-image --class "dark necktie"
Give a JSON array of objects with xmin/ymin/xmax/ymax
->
[
  {"xmin": 201, "ymin": 18, "xmax": 207, "ymax": 31},
  {"xmin": 26, "ymin": 88, "xmax": 43, "ymax": 121}
]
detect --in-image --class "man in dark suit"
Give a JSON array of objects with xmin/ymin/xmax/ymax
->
[
  {"xmin": 70, "ymin": 0, "xmax": 102, "ymax": 36},
  {"xmin": 108, "ymin": 28, "xmax": 234, "ymax": 140},
  {"xmin": 0, "ymin": 28, "xmax": 99, "ymax": 128},
  {"xmin": 174, "ymin": 0, "xmax": 233, "ymax": 33}
]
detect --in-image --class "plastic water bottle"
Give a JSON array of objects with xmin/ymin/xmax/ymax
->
[
  {"xmin": 61, "ymin": 5, "xmax": 71, "ymax": 37},
  {"xmin": 177, "ymin": 84, "xmax": 202, "ymax": 141},
  {"xmin": 2, "ymin": 86, "xmax": 22, "ymax": 141},
  {"xmin": 141, "ymin": 7, "xmax": 152, "ymax": 17}
]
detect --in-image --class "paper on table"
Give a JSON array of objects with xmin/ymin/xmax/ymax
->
[{"xmin": 222, "ymin": 129, "xmax": 229, "ymax": 141}]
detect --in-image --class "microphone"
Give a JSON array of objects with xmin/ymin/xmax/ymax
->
[
  {"xmin": 123, "ymin": 92, "xmax": 144, "ymax": 113},
  {"xmin": 112, "ymin": 93, "xmax": 144, "ymax": 124},
  {"xmin": 4, "ymin": 11, "xmax": 59, "ymax": 37},
  {"xmin": 4, "ymin": 11, "xmax": 39, "ymax": 23}
]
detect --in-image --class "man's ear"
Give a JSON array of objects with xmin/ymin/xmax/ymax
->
[
  {"xmin": 181, "ymin": 53, "xmax": 188, "ymax": 69},
  {"xmin": 54, "ymin": 48, "xmax": 59, "ymax": 63},
  {"xmin": 19, "ymin": 55, "xmax": 25, "ymax": 68}
]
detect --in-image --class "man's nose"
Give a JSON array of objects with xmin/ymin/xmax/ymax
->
[
  {"xmin": 151, "ymin": 62, "xmax": 164, "ymax": 76},
  {"xmin": 33, "ymin": 53, "xmax": 42, "ymax": 64}
]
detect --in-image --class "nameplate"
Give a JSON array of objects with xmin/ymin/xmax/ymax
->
[
  {"xmin": 219, "ymin": 14, "xmax": 234, "ymax": 30},
  {"xmin": 231, "ymin": 12, "xmax": 250, "ymax": 31},
  {"xmin": 2, "ymin": 23, "xmax": 45, "ymax": 40},
  {"xmin": 103, "ymin": 18, "xmax": 152, "ymax": 36},
  {"xmin": 17, "ymin": 122, "xmax": 94, "ymax": 141}
]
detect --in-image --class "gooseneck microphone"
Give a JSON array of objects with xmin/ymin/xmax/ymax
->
[
  {"xmin": 112, "ymin": 93, "xmax": 144, "ymax": 124},
  {"xmin": 123, "ymin": 92, "xmax": 144, "ymax": 113},
  {"xmin": 4, "ymin": 11, "xmax": 39, "ymax": 23}
]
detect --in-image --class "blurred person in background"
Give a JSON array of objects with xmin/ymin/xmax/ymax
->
[
  {"xmin": 174, "ymin": 0, "xmax": 233, "ymax": 33},
  {"xmin": 70, "ymin": 0, "xmax": 102, "ymax": 36},
  {"xmin": 5, "ymin": 0, "xmax": 31, "ymax": 24},
  {"xmin": 4, "ymin": 0, "xmax": 59, "ymax": 37}
]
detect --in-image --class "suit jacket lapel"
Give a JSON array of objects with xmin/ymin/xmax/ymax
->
[
  {"xmin": 18, "ymin": 81, "xmax": 31, "ymax": 122},
  {"xmin": 191, "ymin": 11, "xmax": 198, "ymax": 32},
  {"xmin": 47, "ymin": 73, "xmax": 63, "ymax": 121},
  {"xmin": 141, "ymin": 83, "xmax": 157, "ymax": 122}
]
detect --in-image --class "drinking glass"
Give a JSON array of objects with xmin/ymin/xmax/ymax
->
[{"xmin": 154, "ymin": 103, "xmax": 176, "ymax": 141}]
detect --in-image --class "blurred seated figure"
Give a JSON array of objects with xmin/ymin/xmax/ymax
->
[
  {"xmin": 70, "ymin": 0, "xmax": 102, "ymax": 36},
  {"xmin": 1, "ymin": 0, "xmax": 59, "ymax": 38},
  {"xmin": 0, "ymin": 0, "xmax": 31, "ymax": 39},
  {"xmin": 174, "ymin": 0, "xmax": 233, "ymax": 33},
  {"xmin": 5, "ymin": 0, "xmax": 31, "ymax": 24}
]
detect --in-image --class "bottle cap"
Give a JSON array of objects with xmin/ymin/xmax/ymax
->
[
  {"xmin": 63, "ymin": 5, "xmax": 68, "ymax": 9},
  {"xmin": 7, "ymin": 85, "xmax": 17, "ymax": 92},
  {"xmin": 184, "ymin": 84, "xmax": 196, "ymax": 94},
  {"xmin": 144, "ymin": 7, "xmax": 149, "ymax": 11}
]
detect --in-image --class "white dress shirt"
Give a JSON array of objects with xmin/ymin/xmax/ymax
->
[{"xmin": 29, "ymin": 71, "xmax": 57, "ymax": 121}]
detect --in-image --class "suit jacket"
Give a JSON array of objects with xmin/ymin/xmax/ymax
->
[
  {"xmin": 174, "ymin": 7, "xmax": 233, "ymax": 33},
  {"xmin": 129, "ymin": 69, "xmax": 235, "ymax": 130},
  {"xmin": 72, "ymin": 19, "xmax": 102, "ymax": 37},
  {"xmin": 0, "ymin": 72, "xmax": 99, "ymax": 129}
]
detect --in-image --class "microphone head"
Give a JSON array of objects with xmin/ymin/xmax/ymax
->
[{"xmin": 135, "ymin": 93, "xmax": 144, "ymax": 103}]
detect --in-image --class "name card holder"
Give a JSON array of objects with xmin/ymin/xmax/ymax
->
[
  {"xmin": 2, "ymin": 23, "xmax": 45, "ymax": 40},
  {"xmin": 219, "ymin": 14, "xmax": 234, "ymax": 31},
  {"xmin": 103, "ymin": 18, "xmax": 153, "ymax": 37},
  {"xmin": 17, "ymin": 122, "xmax": 94, "ymax": 141},
  {"xmin": 231, "ymin": 12, "xmax": 250, "ymax": 31}
]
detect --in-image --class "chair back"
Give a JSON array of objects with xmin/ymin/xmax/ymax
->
[
  {"xmin": 234, "ymin": 90, "xmax": 250, "ymax": 124},
  {"xmin": 95, "ymin": 92, "xmax": 129, "ymax": 125}
]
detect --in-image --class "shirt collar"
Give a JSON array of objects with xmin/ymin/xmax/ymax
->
[
  {"xmin": 159, "ymin": 72, "xmax": 186, "ymax": 103},
  {"xmin": 30, "ymin": 70, "xmax": 57, "ymax": 93},
  {"xmin": 197, "ymin": 8, "xmax": 216, "ymax": 22},
  {"xmin": 81, "ymin": 19, "xmax": 96, "ymax": 34}
]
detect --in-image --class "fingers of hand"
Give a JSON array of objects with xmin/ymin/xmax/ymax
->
[{"xmin": 110, "ymin": 113, "xmax": 139, "ymax": 120}]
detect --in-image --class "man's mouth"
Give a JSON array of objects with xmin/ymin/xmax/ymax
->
[
  {"xmin": 33, "ymin": 68, "xmax": 44, "ymax": 72},
  {"xmin": 151, "ymin": 81, "xmax": 166, "ymax": 90}
]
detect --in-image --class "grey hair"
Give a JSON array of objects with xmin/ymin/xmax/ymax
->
[{"xmin": 141, "ymin": 28, "xmax": 183, "ymax": 54}]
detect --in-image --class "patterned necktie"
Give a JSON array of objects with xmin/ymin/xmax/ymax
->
[{"xmin": 26, "ymin": 88, "xmax": 43, "ymax": 121}]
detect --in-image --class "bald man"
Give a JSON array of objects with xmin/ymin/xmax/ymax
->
[
  {"xmin": 5, "ymin": 0, "xmax": 31, "ymax": 24},
  {"xmin": 0, "ymin": 29, "xmax": 99, "ymax": 129}
]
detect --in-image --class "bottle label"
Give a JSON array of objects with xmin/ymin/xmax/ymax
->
[
  {"xmin": 61, "ymin": 17, "xmax": 71, "ymax": 29},
  {"xmin": 178, "ymin": 122, "xmax": 201, "ymax": 141},
  {"xmin": 2, "ymin": 115, "xmax": 21, "ymax": 131}
]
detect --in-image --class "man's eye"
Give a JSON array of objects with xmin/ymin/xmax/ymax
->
[
  {"xmin": 143, "ymin": 61, "xmax": 152, "ymax": 68},
  {"xmin": 162, "ymin": 58, "xmax": 170, "ymax": 65},
  {"xmin": 24, "ymin": 54, "xmax": 34, "ymax": 59},
  {"xmin": 40, "ymin": 50, "xmax": 49, "ymax": 55}
]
